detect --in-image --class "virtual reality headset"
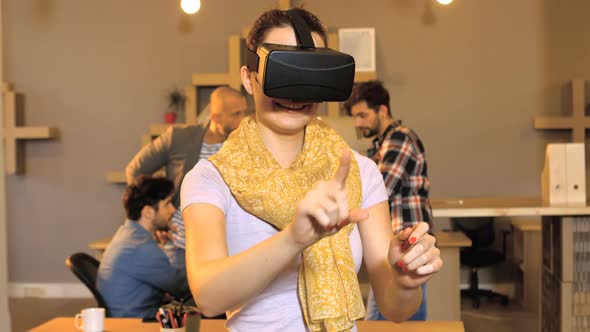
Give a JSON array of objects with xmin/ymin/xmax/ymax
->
[{"xmin": 245, "ymin": 10, "xmax": 355, "ymax": 102}]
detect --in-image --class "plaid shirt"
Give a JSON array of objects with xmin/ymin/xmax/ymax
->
[{"xmin": 368, "ymin": 121, "xmax": 432, "ymax": 234}]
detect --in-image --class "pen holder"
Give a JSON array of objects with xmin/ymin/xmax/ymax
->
[
  {"xmin": 158, "ymin": 315, "xmax": 199, "ymax": 332},
  {"xmin": 160, "ymin": 328, "xmax": 185, "ymax": 332},
  {"xmin": 157, "ymin": 300, "xmax": 200, "ymax": 332},
  {"xmin": 184, "ymin": 313, "xmax": 200, "ymax": 332}
]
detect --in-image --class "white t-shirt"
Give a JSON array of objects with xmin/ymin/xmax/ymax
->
[
  {"xmin": 170, "ymin": 141, "xmax": 223, "ymax": 249},
  {"xmin": 181, "ymin": 151, "xmax": 387, "ymax": 332}
]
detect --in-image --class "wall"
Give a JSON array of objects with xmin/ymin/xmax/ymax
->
[
  {"xmin": 0, "ymin": 0, "xmax": 13, "ymax": 326},
  {"xmin": 543, "ymin": 0, "xmax": 590, "ymax": 189},
  {"xmin": 3, "ymin": 0, "xmax": 552, "ymax": 284}
]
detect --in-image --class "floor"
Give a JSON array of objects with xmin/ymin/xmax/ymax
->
[
  {"xmin": 11, "ymin": 297, "xmax": 539, "ymax": 332},
  {"xmin": 460, "ymin": 298, "xmax": 539, "ymax": 332}
]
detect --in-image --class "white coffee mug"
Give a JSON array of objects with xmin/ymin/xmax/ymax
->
[{"xmin": 74, "ymin": 307, "xmax": 105, "ymax": 332}]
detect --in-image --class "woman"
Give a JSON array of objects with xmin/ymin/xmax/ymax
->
[{"xmin": 181, "ymin": 8, "xmax": 442, "ymax": 332}]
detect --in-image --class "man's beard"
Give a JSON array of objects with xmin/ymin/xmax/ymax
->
[
  {"xmin": 363, "ymin": 127, "xmax": 379, "ymax": 138},
  {"xmin": 222, "ymin": 126, "xmax": 235, "ymax": 137}
]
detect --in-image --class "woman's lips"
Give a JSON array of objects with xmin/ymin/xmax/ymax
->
[{"xmin": 273, "ymin": 101, "xmax": 311, "ymax": 112}]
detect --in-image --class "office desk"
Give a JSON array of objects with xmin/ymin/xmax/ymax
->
[
  {"xmin": 512, "ymin": 219, "xmax": 541, "ymax": 313},
  {"xmin": 426, "ymin": 231, "xmax": 471, "ymax": 321},
  {"xmin": 432, "ymin": 196, "xmax": 590, "ymax": 332},
  {"xmin": 30, "ymin": 317, "xmax": 465, "ymax": 332},
  {"xmin": 88, "ymin": 237, "xmax": 110, "ymax": 260},
  {"xmin": 431, "ymin": 196, "xmax": 590, "ymax": 217}
]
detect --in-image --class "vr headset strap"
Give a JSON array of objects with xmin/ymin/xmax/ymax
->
[
  {"xmin": 286, "ymin": 10, "xmax": 315, "ymax": 49},
  {"xmin": 245, "ymin": 48, "xmax": 259, "ymax": 72},
  {"xmin": 245, "ymin": 10, "xmax": 316, "ymax": 72}
]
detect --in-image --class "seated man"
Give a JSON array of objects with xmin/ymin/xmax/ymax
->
[{"xmin": 97, "ymin": 175, "xmax": 190, "ymax": 318}]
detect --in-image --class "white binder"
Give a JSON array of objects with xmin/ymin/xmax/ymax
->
[{"xmin": 541, "ymin": 143, "xmax": 586, "ymax": 205}]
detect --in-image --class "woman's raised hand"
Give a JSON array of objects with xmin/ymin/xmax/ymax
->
[{"xmin": 288, "ymin": 149, "xmax": 369, "ymax": 248}]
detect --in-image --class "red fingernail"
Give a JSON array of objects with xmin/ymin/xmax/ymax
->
[
  {"xmin": 402, "ymin": 267, "xmax": 409, "ymax": 273},
  {"xmin": 408, "ymin": 237, "xmax": 417, "ymax": 245},
  {"xmin": 396, "ymin": 261, "xmax": 404, "ymax": 268}
]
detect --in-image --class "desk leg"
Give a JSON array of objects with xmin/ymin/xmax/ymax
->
[
  {"xmin": 427, "ymin": 247, "xmax": 461, "ymax": 320},
  {"xmin": 523, "ymin": 230, "xmax": 541, "ymax": 316}
]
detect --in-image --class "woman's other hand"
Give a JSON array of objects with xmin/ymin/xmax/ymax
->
[{"xmin": 388, "ymin": 222, "xmax": 443, "ymax": 289}]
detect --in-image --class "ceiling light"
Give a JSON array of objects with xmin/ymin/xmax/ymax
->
[{"xmin": 181, "ymin": 0, "xmax": 201, "ymax": 14}]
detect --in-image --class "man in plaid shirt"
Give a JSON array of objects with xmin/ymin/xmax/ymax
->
[{"xmin": 345, "ymin": 80, "xmax": 432, "ymax": 321}]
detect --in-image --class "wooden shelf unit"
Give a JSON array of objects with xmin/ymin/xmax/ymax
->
[
  {"xmin": 534, "ymin": 79, "xmax": 589, "ymax": 143},
  {"xmin": 2, "ymin": 83, "xmax": 59, "ymax": 175}
]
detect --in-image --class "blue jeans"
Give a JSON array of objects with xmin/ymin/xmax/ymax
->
[{"xmin": 365, "ymin": 283, "xmax": 427, "ymax": 321}]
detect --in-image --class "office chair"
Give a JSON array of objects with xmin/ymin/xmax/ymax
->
[
  {"xmin": 66, "ymin": 252, "xmax": 111, "ymax": 317},
  {"xmin": 452, "ymin": 217, "xmax": 510, "ymax": 309}
]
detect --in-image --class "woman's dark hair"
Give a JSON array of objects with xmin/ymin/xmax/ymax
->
[
  {"xmin": 344, "ymin": 80, "xmax": 392, "ymax": 117},
  {"xmin": 246, "ymin": 7, "xmax": 327, "ymax": 52},
  {"xmin": 123, "ymin": 175, "xmax": 174, "ymax": 221}
]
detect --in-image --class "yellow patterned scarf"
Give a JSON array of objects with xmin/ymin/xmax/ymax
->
[{"xmin": 209, "ymin": 116, "xmax": 365, "ymax": 331}]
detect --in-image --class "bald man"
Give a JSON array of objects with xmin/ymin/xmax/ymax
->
[
  {"xmin": 125, "ymin": 86, "xmax": 247, "ymax": 263},
  {"xmin": 204, "ymin": 86, "xmax": 248, "ymax": 146}
]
